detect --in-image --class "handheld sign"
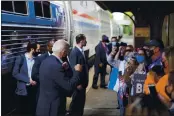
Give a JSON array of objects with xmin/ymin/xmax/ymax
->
[{"xmin": 133, "ymin": 74, "xmax": 146, "ymax": 95}]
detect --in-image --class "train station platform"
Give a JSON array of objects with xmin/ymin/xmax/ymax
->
[{"xmin": 67, "ymin": 66, "xmax": 120, "ymax": 116}]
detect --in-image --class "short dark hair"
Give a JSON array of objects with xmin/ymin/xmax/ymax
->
[
  {"xmin": 26, "ymin": 41, "xmax": 37, "ymax": 52},
  {"xmin": 47, "ymin": 39, "xmax": 54, "ymax": 46},
  {"xmin": 111, "ymin": 37, "xmax": 117, "ymax": 40},
  {"xmin": 168, "ymin": 70, "xmax": 174, "ymax": 86},
  {"xmin": 76, "ymin": 34, "xmax": 86, "ymax": 44}
]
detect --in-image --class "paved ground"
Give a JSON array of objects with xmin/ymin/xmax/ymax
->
[{"xmin": 67, "ymin": 66, "xmax": 120, "ymax": 116}]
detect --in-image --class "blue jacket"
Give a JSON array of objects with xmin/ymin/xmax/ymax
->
[{"xmin": 12, "ymin": 55, "xmax": 34, "ymax": 96}]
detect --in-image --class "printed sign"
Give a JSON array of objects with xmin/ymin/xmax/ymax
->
[
  {"xmin": 135, "ymin": 27, "xmax": 150, "ymax": 37},
  {"xmin": 133, "ymin": 74, "xmax": 146, "ymax": 95}
]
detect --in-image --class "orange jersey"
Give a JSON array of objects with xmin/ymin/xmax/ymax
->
[
  {"xmin": 144, "ymin": 71, "xmax": 156, "ymax": 94},
  {"xmin": 156, "ymin": 74, "xmax": 170, "ymax": 101}
]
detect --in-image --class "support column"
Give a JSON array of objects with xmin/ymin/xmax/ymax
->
[{"xmin": 149, "ymin": 15, "xmax": 165, "ymax": 40}]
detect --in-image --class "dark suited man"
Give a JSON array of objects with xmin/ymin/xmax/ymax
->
[
  {"xmin": 67, "ymin": 34, "xmax": 88, "ymax": 116},
  {"xmin": 92, "ymin": 35, "xmax": 109, "ymax": 89},
  {"xmin": 36, "ymin": 40, "xmax": 82, "ymax": 116},
  {"xmin": 32, "ymin": 40, "xmax": 55, "ymax": 102}
]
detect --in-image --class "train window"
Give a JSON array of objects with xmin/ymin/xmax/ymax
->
[
  {"xmin": 2, "ymin": 1, "xmax": 13, "ymax": 12},
  {"xmin": 34, "ymin": 1, "xmax": 51, "ymax": 18},
  {"xmin": 43, "ymin": 1, "xmax": 51, "ymax": 18},
  {"xmin": 34, "ymin": 1, "xmax": 43, "ymax": 17},
  {"xmin": 14, "ymin": 1, "xmax": 27, "ymax": 14}
]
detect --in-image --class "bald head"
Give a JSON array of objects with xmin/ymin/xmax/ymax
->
[{"xmin": 52, "ymin": 40, "xmax": 70, "ymax": 58}]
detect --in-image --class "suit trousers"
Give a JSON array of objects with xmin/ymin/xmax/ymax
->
[
  {"xmin": 15, "ymin": 86, "xmax": 37, "ymax": 116},
  {"xmin": 69, "ymin": 88, "xmax": 86, "ymax": 116},
  {"xmin": 93, "ymin": 64, "xmax": 107, "ymax": 86}
]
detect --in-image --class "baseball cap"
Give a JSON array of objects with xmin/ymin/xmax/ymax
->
[{"xmin": 145, "ymin": 40, "xmax": 161, "ymax": 47}]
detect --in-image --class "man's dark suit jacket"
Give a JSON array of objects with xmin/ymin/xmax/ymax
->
[
  {"xmin": 94, "ymin": 42, "xmax": 107, "ymax": 66},
  {"xmin": 32, "ymin": 52, "xmax": 49, "ymax": 83},
  {"xmin": 12, "ymin": 55, "xmax": 35, "ymax": 96},
  {"xmin": 32, "ymin": 52, "xmax": 73, "ymax": 82},
  {"xmin": 36, "ymin": 55, "xmax": 80, "ymax": 116},
  {"xmin": 69, "ymin": 46, "xmax": 88, "ymax": 89}
]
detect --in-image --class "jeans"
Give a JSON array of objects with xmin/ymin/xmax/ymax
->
[{"xmin": 117, "ymin": 91, "xmax": 125, "ymax": 116}]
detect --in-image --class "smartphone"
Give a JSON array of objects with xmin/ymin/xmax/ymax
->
[{"xmin": 148, "ymin": 84, "xmax": 157, "ymax": 96}]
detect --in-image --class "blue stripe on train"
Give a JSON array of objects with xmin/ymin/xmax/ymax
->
[{"xmin": 1, "ymin": 1, "xmax": 61, "ymax": 27}]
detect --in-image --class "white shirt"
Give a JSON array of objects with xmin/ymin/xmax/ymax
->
[
  {"xmin": 76, "ymin": 46, "xmax": 85, "ymax": 59},
  {"xmin": 48, "ymin": 52, "xmax": 51, "ymax": 56},
  {"xmin": 25, "ymin": 53, "xmax": 35, "ymax": 86}
]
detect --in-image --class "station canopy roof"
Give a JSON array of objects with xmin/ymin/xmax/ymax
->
[{"xmin": 95, "ymin": 1, "xmax": 174, "ymax": 16}]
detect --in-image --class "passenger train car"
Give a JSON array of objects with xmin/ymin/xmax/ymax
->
[{"xmin": 1, "ymin": 1, "xmax": 123, "ymax": 115}]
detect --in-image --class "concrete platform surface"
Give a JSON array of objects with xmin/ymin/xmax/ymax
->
[
  {"xmin": 67, "ymin": 66, "xmax": 120, "ymax": 116},
  {"xmin": 84, "ymin": 88, "xmax": 120, "ymax": 116}
]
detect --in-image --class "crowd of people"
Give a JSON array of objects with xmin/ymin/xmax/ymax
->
[
  {"xmin": 99, "ymin": 35, "xmax": 174, "ymax": 116},
  {"xmin": 12, "ymin": 33, "xmax": 174, "ymax": 116}
]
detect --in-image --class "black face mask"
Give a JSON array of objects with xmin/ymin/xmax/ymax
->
[
  {"xmin": 62, "ymin": 56, "xmax": 68, "ymax": 62},
  {"xmin": 149, "ymin": 50, "xmax": 154, "ymax": 58},
  {"xmin": 33, "ymin": 52, "xmax": 39, "ymax": 57},
  {"xmin": 48, "ymin": 51, "xmax": 53, "ymax": 54}
]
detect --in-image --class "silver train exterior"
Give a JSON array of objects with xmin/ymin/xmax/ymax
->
[{"xmin": 52, "ymin": 1, "xmax": 123, "ymax": 58}]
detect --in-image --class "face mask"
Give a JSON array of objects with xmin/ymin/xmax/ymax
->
[
  {"xmin": 112, "ymin": 42, "xmax": 116, "ymax": 46},
  {"xmin": 33, "ymin": 52, "xmax": 39, "ymax": 57},
  {"xmin": 106, "ymin": 43, "xmax": 109, "ymax": 45},
  {"xmin": 49, "ymin": 50, "xmax": 53, "ymax": 54},
  {"xmin": 62, "ymin": 56, "xmax": 68, "ymax": 62},
  {"xmin": 149, "ymin": 49, "xmax": 154, "ymax": 58},
  {"xmin": 136, "ymin": 55, "xmax": 145, "ymax": 63}
]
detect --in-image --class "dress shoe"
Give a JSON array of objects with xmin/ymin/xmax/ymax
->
[
  {"xmin": 92, "ymin": 85, "xmax": 98, "ymax": 89},
  {"xmin": 100, "ymin": 85, "xmax": 107, "ymax": 89}
]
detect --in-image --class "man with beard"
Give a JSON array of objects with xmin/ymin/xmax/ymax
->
[
  {"xmin": 67, "ymin": 34, "xmax": 88, "ymax": 116},
  {"xmin": 13, "ymin": 42, "xmax": 38, "ymax": 116},
  {"xmin": 32, "ymin": 39, "xmax": 55, "ymax": 83},
  {"xmin": 31, "ymin": 39, "xmax": 55, "ymax": 104}
]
